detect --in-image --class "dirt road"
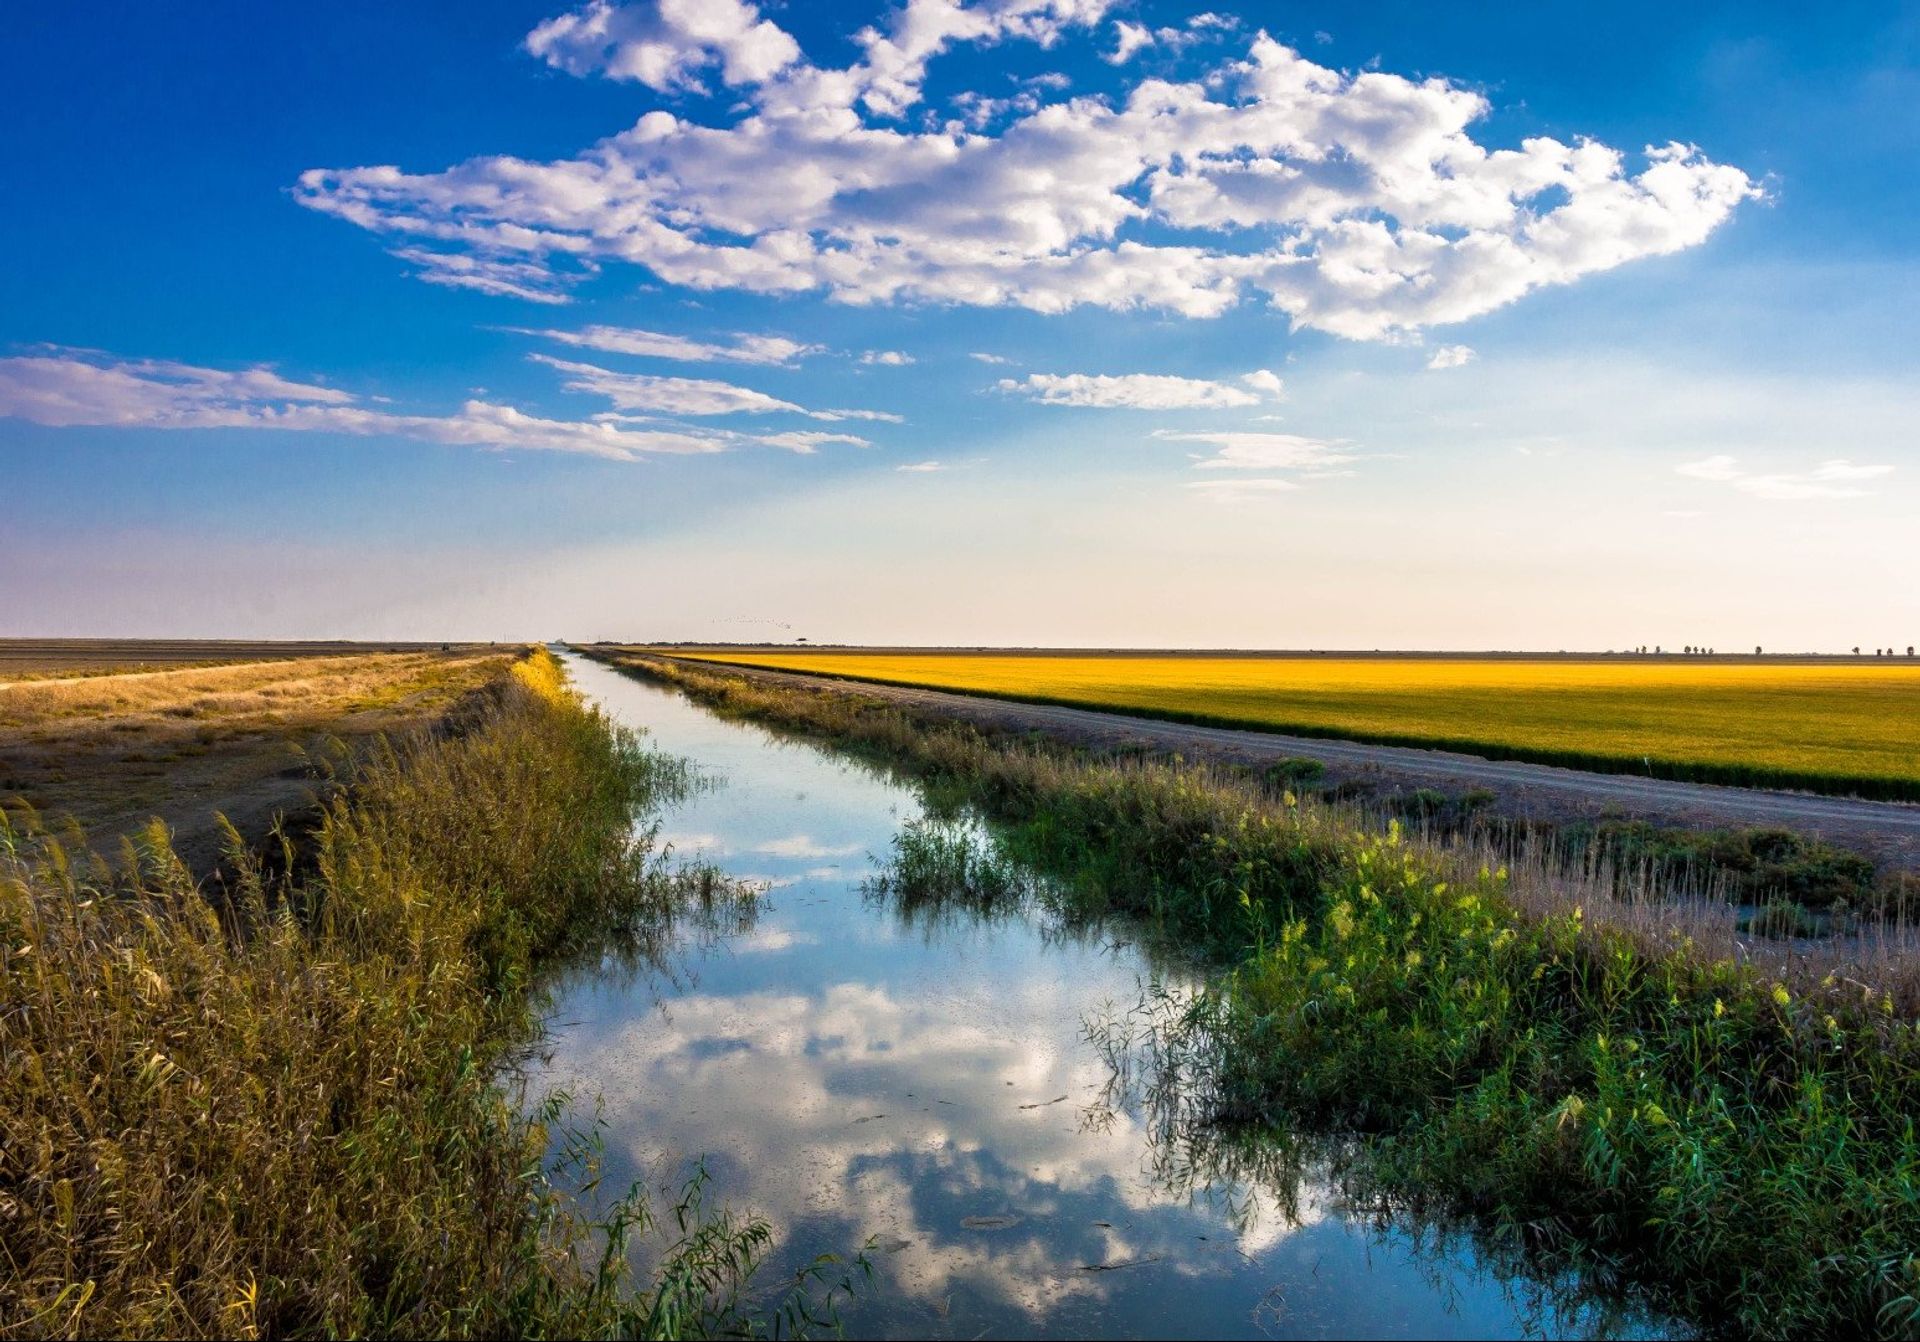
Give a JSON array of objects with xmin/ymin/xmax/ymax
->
[{"xmin": 661, "ymin": 656, "xmax": 1920, "ymax": 872}]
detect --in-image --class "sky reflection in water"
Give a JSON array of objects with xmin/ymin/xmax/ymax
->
[{"xmin": 534, "ymin": 654, "xmax": 1667, "ymax": 1339}]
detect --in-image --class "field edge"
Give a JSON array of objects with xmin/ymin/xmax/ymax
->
[{"xmin": 653, "ymin": 652, "xmax": 1920, "ymax": 804}]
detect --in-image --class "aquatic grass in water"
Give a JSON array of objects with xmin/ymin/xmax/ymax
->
[
  {"xmin": 604, "ymin": 650, "xmax": 1920, "ymax": 1337},
  {"xmin": 866, "ymin": 817, "xmax": 1026, "ymax": 910}
]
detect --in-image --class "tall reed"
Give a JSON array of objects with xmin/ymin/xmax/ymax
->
[{"xmin": 0, "ymin": 649, "xmax": 802, "ymax": 1339}]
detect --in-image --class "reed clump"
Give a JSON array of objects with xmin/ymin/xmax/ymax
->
[
  {"xmin": 607, "ymin": 650, "xmax": 1920, "ymax": 1337},
  {"xmin": 0, "ymin": 648, "xmax": 776, "ymax": 1339}
]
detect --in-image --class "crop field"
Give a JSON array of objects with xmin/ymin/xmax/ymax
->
[
  {"xmin": 0, "ymin": 644, "xmax": 521, "ymax": 872},
  {"xmin": 662, "ymin": 650, "xmax": 1920, "ymax": 799},
  {"xmin": 0, "ymin": 637, "xmax": 469, "ymax": 683}
]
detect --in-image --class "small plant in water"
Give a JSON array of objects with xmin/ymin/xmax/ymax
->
[{"xmin": 867, "ymin": 816, "xmax": 1025, "ymax": 911}]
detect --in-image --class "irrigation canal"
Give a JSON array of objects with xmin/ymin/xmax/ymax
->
[{"xmin": 531, "ymin": 652, "xmax": 1676, "ymax": 1339}]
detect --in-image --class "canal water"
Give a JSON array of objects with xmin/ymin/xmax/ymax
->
[{"xmin": 532, "ymin": 653, "xmax": 1665, "ymax": 1339}]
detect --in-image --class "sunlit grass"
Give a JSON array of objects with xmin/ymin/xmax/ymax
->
[
  {"xmin": 0, "ymin": 648, "xmax": 831, "ymax": 1339},
  {"xmin": 666, "ymin": 651, "xmax": 1920, "ymax": 798}
]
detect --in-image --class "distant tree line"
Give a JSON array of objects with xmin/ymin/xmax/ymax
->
[{"xmin": 1618, "ymin": 645, "xmax": 1916, "ymax": 657}]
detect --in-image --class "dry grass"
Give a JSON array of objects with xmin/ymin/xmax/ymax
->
[
  {"xmin": 0, "ymin": 650, "xmax": 795, "ymax": 1339},
  {"xmin": 665, "ymin": 649, "xmax": 1920, "ymax": 799},
  {"xmin": 0, "ymin": 639, "xmax": 471, "ymax": 685},
  {"xmin": 0, "ymin": 650, "xmax": 519, "ymax": 875}
]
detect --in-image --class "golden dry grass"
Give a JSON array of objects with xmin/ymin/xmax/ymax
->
[
  {"xmin": 0, "ymin": 649, "xmax": 521, "ymax": 871},
  {"xmin": 664, "ymin": 651, "xmax": 1920, "ymax": 798},
  {"xmin": 0, "ymin": 650, "xmax": 776, "ymax": 1339},
  {"xmin": 0, "ymin": 639, "xmax": 465, "ymax": 684}
]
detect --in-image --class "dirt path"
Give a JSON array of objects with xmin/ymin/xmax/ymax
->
[{"xmin": 660, "ymin": 656, "xmax": 1920, "ymax": 873}]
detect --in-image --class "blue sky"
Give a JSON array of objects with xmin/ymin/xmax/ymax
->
[{"xmin": 1, "ymin": 1, "xmax": 1913, "ymax": 647}]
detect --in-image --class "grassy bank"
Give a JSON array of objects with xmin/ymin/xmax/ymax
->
[
  {"xmin": 662, "ymin": 649, "xmax": 1920, "ymax": 801},
  {"xmin": 0, "ymin": 649, "xmax": 798, "ymax": 1339},
  {"xmin": 602, "ymin": 650, "xmax": 1920, "ymax": 1337}
]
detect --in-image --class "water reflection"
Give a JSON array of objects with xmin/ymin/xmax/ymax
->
[{"xmin": 534, "ymin": 653, "xmax": 1672, "ymax": 1339}]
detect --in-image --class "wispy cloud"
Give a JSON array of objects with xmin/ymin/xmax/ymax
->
[
  {"xmin": 1675, "ymin": 455, "xmax": 1743, "ymax": 482},
  {"xmin": 1156, "ymin": 429, "xmax": 1359, "ymax": 502},
  {"xmin": 998, "ymin": 369, "xmax": 1283, "ymax": 409},
  {"xmin": 1186, "ymin": 478, "xmax": 1301, "ymax": 501},
  {"xmin": 1155, "ymin": 430, "xmax": 1355, "ymax": 472},
  {"xmin": 533, "ymin": 353, "xmax": 898, "ymax": 421},
  {"xmin": 517, "ymin": 324, "xmax": 820, "ymax": 365},
  {"xmin": 1676, "ymin": 454, "xmax": 1894, "ymax": 500},
  {"xmin": 859, "ymin": 349, "xmax": 915, "ymax": 366},
  {"xmin": 751, "ymin": 835, "xmax": 864, "ymax": 859},
  {"xmin": 755, "ymin": 430, "xmax": 870, "ymax": 453},
  {"xmin": 1426, "ymin": 344, "xmax": 1476, "ymax": 371},
  {"xmin": 896, "ymin": 459, "xmax": 946, "ymax": 472},
  {"xmin": 390, "ymin": 247, "xmax": 580, "ymax": 304},
  {"xmin": 537, "ymin": 354, "xmax": 807, "ymax": 416},
  {"xmin": 0, "ymin": 347, "xmax": 882, "ymax": 462},
  {"xmin": 969, "ymin": 352, "xmax": 1014, "ymax": 365}
]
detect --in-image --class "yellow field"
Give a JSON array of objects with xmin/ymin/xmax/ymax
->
[{"xmin": 665, "ymin": 651, "xmax": 1920, "ymax": 798}]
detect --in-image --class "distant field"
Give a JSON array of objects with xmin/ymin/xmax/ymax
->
[
  {"xmin": 0, "ymin": 646, "xmax": 521, "ymax": 871},
  {"xmin": 0, "ymin": 638, "xmax": 469, "ymax": 683},
  {"xmin": 662, "ymin": 650, "xmax": 1920, "ymax": 799}
]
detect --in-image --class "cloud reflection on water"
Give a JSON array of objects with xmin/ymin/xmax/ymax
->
[{"xmin": 533, "ymin": 654, "xmax": 1668, "ymax": 1339}]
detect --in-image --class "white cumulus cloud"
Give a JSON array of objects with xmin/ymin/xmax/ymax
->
[
  {"xmin": 298, "ymin": 13, "xmax": 1755, "ymax": 340},
  {"xmin": 525, "ymin": 0, "xmax": 803, "ymax": 94},
  {"xmin": 1426, "ymin": 344, "xmax": 1476, "ymax": 370},
  {"xmin": 1104, "ymin": 21, "xmax": 1153, "ymax": 64},
  {"xmin": 859, "ymin": 349, "xmax": 916, "ymax": 365}
]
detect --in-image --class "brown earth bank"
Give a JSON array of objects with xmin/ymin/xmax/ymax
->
[
  {"xmin": 616, "ymin": 650, "xmax": 1920, "ymax": 876},
  {"xmin": 0, "ymin": 645, "xmax": 527, "ymax": 876}
]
